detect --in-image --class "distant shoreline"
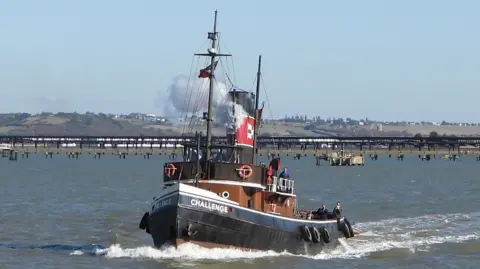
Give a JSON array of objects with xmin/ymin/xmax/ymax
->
[{"xmin": 2, "ymin": 113, "xmax": 480, "ymax": 137}]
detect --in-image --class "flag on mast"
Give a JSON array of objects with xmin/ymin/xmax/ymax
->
[{"xmin": 198, "ymin": 61, "xmax": 219, "ymax": 78}]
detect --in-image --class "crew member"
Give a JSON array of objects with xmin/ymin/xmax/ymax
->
[
  {"xmin": 279, "ymin": 167, "xmax": 290, "ymax": 179},
  {"xmin": 266, "ymin": 165, "xmax": 273, "ymax": 185},
  {"xmin": 333, "ymin": 201, "xmax": 342, "ymax": 218},
  {"xmin": 278, "ymin": 167, "xmax": 290, "ymax": 192},
  {"xmin": 316, "ymin": 204, "xmax": 328, "ymax": 219}
]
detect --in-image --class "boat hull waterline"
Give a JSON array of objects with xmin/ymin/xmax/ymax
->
[{"xmin": 139, "ymin": 184, "xmax": 350, "ymax": 254}]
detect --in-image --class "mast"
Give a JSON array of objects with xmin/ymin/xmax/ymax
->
[
  {"xmin": 252, "ymin": 55, "xmax": 262, "ymax": 164},
  {"xmin": 194, "ymin": 10, "xmax": 231, "ymax": 179},
  {"xmin": 232, "ymin": 87, "xmax": 236, "ymax": 141},
  {"xmin": 195, "ymin": 131, "xmax": 201, "ymax": 187},
  {"xmin": 205, "ymin": 10, "xmax": 218, "ymax": 166}
]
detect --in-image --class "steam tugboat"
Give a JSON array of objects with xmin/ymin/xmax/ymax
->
[{"xmin": 138, "ymin": 10, "xmax": 355, "ymax": 254}]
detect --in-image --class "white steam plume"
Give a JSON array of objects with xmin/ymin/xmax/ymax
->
[
  {"xmin": 166, "ymin": 75, "xmax": 227, "ymax": 114},
  {"xmin": 231, "ymin": 103, "xmax": 249, "ymax": 130},
  {"xmin": 163, "ymin": 75, "xmax": 249, "ymax": 127}
]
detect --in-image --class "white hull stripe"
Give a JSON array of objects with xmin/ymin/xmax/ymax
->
[
  {"xmin": 180, "ymin": 179, "xmax": 267, "ymax": 190},
  {"xmin": 151, "ymin": 184, "xmax": 337, "ymax": 224}
]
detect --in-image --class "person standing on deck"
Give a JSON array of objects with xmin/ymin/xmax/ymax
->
[
  {"xmin": 278, "ymin": 167, "xmax": 290, "ymax": 192},
  {"xmin": 279, "ymin": 167, "xmax": 289, "ymax": 179},
  {"xmin": 333, "ymin": 201, "xmax": 342, "ymax": 218}
]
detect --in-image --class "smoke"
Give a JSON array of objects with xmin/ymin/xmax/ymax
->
[
  {"xmin": 160, "ymin": 75, "xmax": 249, "ymax": 128},
  {"xmin": 231, "ymin": 103, "xmax": 249, "ymax": 130},
  {"xmin": 164, "ymin": 75, "xmax": 227, "ymax": 115}
]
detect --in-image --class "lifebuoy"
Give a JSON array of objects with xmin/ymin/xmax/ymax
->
[
  {"xmin": 237, "ymin": 165, "xmax": 253, "ymax": 179},
  {"xmin": 164, "ymin": 163, "xmax": 176, "ymax": 177},
  {"xmin": 300, "ymin": 225, "xmax": 312, "ymax": 242},
  {"xmin": 311, "ymin": 227, "xmax": 321, "ymax": 243},
  {"xmin": 320, "ymin": 227, "xmax": 330, "ymax": 243}
]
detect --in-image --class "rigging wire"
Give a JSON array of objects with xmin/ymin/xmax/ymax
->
[
  {"xmin": 260, "ymin": 74, "xmax": 279, "ymax": 155},
  {"xmin": 180, "ymin": 33, "xmax": 239, "ymax": 145},
  {"xmin": 186, "ymin": 59, "xmax": 208, "ymax": 135},
  {"xmin": 211, "ymin": 78, "xmax": 236, "ymax": 162},
  {"xmin": 176, "ymin": 38, "xmax": 209, "ymax": 177},
  {"xmin": 180, "ymin": 39, "xmax": 209, "ymax": 136},
  {"xmin": 219, "ymin": 34, "xmax": 237, "ymax": 86},
  {"xmin": 213, "ymin": 36, "xmax": 237, "ymax": 133},
  {"xmin": 249, "ymin": 75, "xmax": 257, "ymax": 92},
  {"xmin": 217, "ymin": 35, "xmax": 236, "ymax": 92},
  {"xmin": 178, "ymin": 55, "xmax": 202, "ymax": 177},
  {"xmin": 186, "ymin": 57, "xmax": 210, "ymax": 134},
  {"xmin": 181, "ymin": 56, "xmax": 200, "ymax": 136},
  {"xmin": 217, "ymin": 33, "xmax": 231, "ymax": 88}
]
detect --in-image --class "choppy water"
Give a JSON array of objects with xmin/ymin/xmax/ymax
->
[{"xmin": 1, "ymin": 153, "xmax": 479, "ymax": 268}]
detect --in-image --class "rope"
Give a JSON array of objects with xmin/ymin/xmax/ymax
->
[
  {"xmin": 176, "ymin": 32, "xmax": 244, "ymax": 167},
  {"xmin": 180, "ymin": 56, "xmax": 200, "ymax": 136},
  {"xmin": 178, "ymin": 40, "xmax": 210, "ymax": 177},
  {"xmin": 180, "ymin": 39, "xmax": 209, "ymax": 136},
  {"xmin": 260, "ymin": 75, "xmax": 279, "ymax": 154},
  {"xmin": 249, "ymin": 75, "xmax": 257, "ymax": 92},
  {"xmin": 219, "ymin": 34, "xmax": 237, "ymax": 86},
  {"xmin": 186, "ymin": 57, "xmax": 210, "ymax": 134}
]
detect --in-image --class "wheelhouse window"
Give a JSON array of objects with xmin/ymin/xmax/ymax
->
[{"xmin": 183, "ymin": 146, "xmax": 241, "ymax": 164}]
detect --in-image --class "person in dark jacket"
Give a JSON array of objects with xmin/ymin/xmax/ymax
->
[
  {"xmin": 277, "ymin": 167, "xmax": 290, "ymax": 192},
  {"xmin": 278, "ymin": 167, "xmax": 290, "ymax": 179},
  {"xmin": 333, "ymin": 201, "xmax": 342, "ymax": 218},
  {"xmin": 316, "ymin": 204, "xmax": 329, "ymax": 219}
]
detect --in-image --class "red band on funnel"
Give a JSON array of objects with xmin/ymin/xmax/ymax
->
[{"xmin": 235, "ymin": 116, "xmax": 255, "ymax": 148}]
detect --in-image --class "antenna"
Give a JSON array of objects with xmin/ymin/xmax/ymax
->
[{"xmin": 194, "ymin": 10, "xmax": 231, "ymax": 179}]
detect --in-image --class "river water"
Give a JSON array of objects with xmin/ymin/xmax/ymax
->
[{"xmin": 0, "ymin": 153, "xmax": 479, "ymax": 268}]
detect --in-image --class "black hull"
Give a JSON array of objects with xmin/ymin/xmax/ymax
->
[{"xmin": 142, "ymin": 188, "xmax": 348, "ymax": 254}]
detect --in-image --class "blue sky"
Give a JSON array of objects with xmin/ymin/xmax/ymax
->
[{"xmin": 0, "ymin": 0, "xmax": 478, "ymax": 122}]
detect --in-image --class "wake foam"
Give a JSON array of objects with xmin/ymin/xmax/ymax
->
[
  {"xmin": 72, "ymin": 243, "xmax": 287, "ymax": 260},
  {"xmin": 336, "ymin": 211, "xmax": 480, "ymax": 259},
  {"xmin": 68, "ymin": 211, "xmax": 480, "ymax": 261}
]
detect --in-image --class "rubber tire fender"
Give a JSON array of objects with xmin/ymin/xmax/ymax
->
[
  {"xmin": 300, "ymin": 225, "xmax": 312, "ymax": 242},
  {"xmin": 310, "ymin": 227, "xmax": 321, "ymax": 243},
  {"xmin": 341, "ymin": 222, "xmax": 352, "ymax": 238},
  {"xmin": 344, "ymin": 218, "xmax": 354, "ymax": 238},
  {"xmin": 320, "ymin": 227, "xmax": 330, "ymax": 243},
  {"xmin": 139, "ymin": 212, "xmax": 149, "ymax": 230}
]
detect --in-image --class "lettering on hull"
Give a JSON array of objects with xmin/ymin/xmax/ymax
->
[
  {"xmin": 152, "ymin": 197, "xmax": 173, "ymax": 210},
  {"xmin": 190, "ymin": 198, "xmax": 229, "ymax": 214}
]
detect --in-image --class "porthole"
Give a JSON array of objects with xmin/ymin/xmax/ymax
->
[{"xmin": 221, "ymin": 191, "xmax": 230, "ymax": 199}]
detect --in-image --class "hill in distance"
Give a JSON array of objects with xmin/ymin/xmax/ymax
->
[{"xmin": 0, "ymin": 112, "xmax": 479, "ymax": 137}]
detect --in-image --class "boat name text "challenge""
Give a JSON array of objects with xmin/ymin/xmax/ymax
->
[
  {"xmin": 153, "ymin": 198, "xmax": 172, "ymax": 209},
  {"xmin": 190, "ymin": 199, "xmax": 228, "ymax": 214}
]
